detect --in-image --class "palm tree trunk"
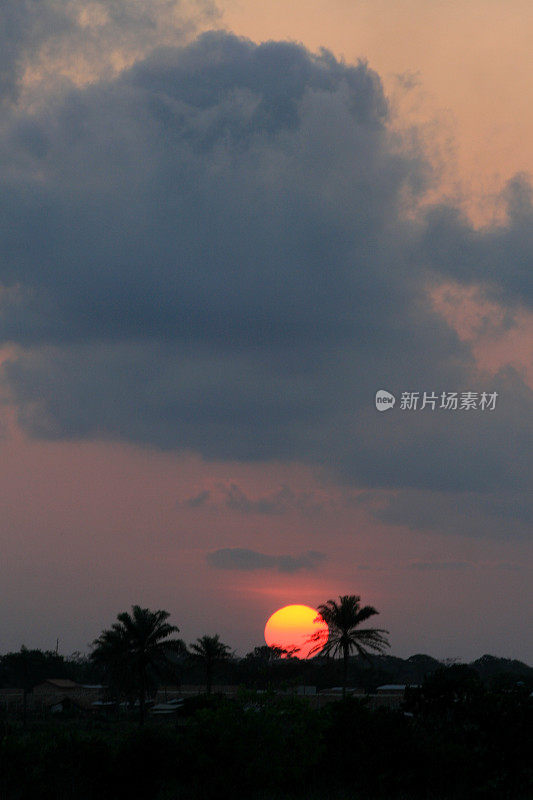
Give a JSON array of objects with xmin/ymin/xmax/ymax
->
[
  {"xmin": 342, "ymin": 644, "xmax": 348, "ymax": 700},
  {"xmin": 139, "ymin": 662, "xmax": 146, "ymax": 726},
  {"xmin": 206, "ymin": 661, "xmax": 212, "ymax": 695}
]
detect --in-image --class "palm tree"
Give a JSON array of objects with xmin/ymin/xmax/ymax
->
[
  {"xmin": 190, "ymin": 635, "xmax": 232, "ymax": 695},
  {"xmin": 91, "ymin": 605, "xmax": 184, "ymax": 724},
  {"xmin": 309, "ymin": 595, "xmax": 390, "ymax": 699}
]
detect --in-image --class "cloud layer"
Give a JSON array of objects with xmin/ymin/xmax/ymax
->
[
  {"xmin": 206, "ymin": 547, "xmax": 326, "ymax": 573},
  {"xmin": 1, "ymin": 0, "xmax": 217, "ymax": 103},
  {"xmin": 0, "ymin": 29, "xmax": 531, "ymax": 536}
]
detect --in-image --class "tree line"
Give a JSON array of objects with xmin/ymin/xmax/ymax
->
[
  {"xmin": 1, "ymin": 596, "xmax": 531, "ymax": 798},
  {"xmin": 2, "ymin": 595, "xmax": 531, "ymax": 728}
]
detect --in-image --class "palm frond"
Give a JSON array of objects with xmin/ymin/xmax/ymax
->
[{"xmin": 307, "ymin": 595, "xmax": 390, "ymax": 660}]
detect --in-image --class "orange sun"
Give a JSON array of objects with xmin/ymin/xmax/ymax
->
[{"xmin": 264, "ymin": 604, "xmax": 328, "ymax": 659}]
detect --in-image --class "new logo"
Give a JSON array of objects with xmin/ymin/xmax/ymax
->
[{"xmin": 375, "ymin": 390, "xmax": 396, "ymax": 411}]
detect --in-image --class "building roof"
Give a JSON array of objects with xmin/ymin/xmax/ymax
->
[
  {"xmin": 376, "ymin": 684, "xmax": 419, "ymax": 691},
  {"xmin": 40, "ymin": 679, "xmax": 80, "ymax": 689}
]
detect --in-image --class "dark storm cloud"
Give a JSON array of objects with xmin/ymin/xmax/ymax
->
[
  {"xmin": 0, "ymin": 30, "xmax": 531, "ymax": 531},
  {"xmin": 0, "ymin": 32, "xmax": 396, "ymax": 349},
  {"xmin": 206, "ymin": 548, "xmax": 326, "ymax": 573}
]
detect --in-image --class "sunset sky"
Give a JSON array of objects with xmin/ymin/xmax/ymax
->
[{"xmin": 0, "ymin": 0, "xmax": 531, "ymax": 662}]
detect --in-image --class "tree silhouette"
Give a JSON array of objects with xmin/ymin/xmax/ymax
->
[
  {"xmin": 190, "ymin": 635, "xmax": 232, "ymax": 695},
  {"xmin": 245, "ymin": 645, "xmax": 299, "ymax": 661},
  {"xmin": 91, "ymin": 605, "xmax": 184, "ymax": 724},
  {"xmin": 1, "ymin": 647, "xmax": 66, "ymax": 726},
  {"xmin": 309, "ymin": 595, "xmax": 390, "ymax": 698}
]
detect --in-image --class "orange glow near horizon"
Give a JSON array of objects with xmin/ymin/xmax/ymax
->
[{"xmin": 264, "ymin": 604, "xmax": 329, "ymax": 659}]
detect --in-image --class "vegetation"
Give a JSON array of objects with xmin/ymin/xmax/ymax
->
[
  {"xmin": 0, "ymin": 679, "xmax": 531, "ymax": 799},
  {"xmin": 0, "ymin": 602, "xmax": 531, "ymax": 798},
  {"xmin": 0, "ymin": 647, "xmax": 67, "ymax": 726},
  {"xmin": 309, "ymin": 595, "xmax": 390, "ymax": 698},
  {"xmin": 189, "ymin": 634, "xmax": 232, "ymax": 694},
  {"xmin": 90, "ymin": 606, "xmax": 185, "ymax": 724}
]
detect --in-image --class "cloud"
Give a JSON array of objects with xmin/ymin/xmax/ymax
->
[
  {"xmin": 222, "ymin": 484, "xmax": 299, "ymax": 514},
  {"xmin": 177, "ymin": 482, "xmax": 333, "ymax": 514},
  {"xmin": 409, "ymin": 561, "xmax": 472, "ymax": 571},
  {"xmin": 421, "ymin": 174, "xmax": 533, "ymax": 308},
  {"xmin": 206, "ymin": 547, "xmax": 326, "ymax": 573},
  {"xmin": 0, "ymin": 0, "xmax": 217, "ymax": 105},
  {"xmin": 181, "ymin": 489, "xmax": 212, "ymax": 508},
  {"xmin": 368, "ymin": 483, "xmax": 532, "ymax": 540},
  {"xmin": 0, "ymin": 29, "xmax": 531, "ymax": 534},
  {"xmin": 394, "ymin": 71, "xmax": 421, "ymax": 91}
]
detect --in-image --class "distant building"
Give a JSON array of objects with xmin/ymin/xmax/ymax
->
[
  {"xmin": 32, "ymin": 679, "xmax": 107, "ymax": 710},
  {"xmin": 33, "ymin": 679, "xmax": 80, "ymax": 695}
]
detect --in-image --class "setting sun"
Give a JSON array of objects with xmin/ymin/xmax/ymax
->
[{"xmin": 264, "ymin": 604, "xmax": 329, "ymax": 659}]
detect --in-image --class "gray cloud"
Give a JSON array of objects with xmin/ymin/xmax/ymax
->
[
  {"xmin": 369, "ymin": 482, "xmax": 532, "ymax": 540},
  {"xmin": 422, "ymin": 174, "xmax": 533, "ymax": 308},
  {"xmin": 223, "ymin": 484, "xmax": 298, "ymax": 515},
  {"xmin": 409, "ymin": 561, "xmax": 472, "ymax": 571},
  {"xmin": 0, "ymin": 30, "xmax": 531, "ymax": 533},
  {"xmin": 394, "ymin": 71, "xmax": 421, "ymax": 91},
  {"xmin": 220, "ymin": 483, "xmax": 330, "ymax": 515},
  {"xmin": 177, "ymin": 483, "xmax": 331, "ymax": 514},
  {"xmin": 206, "ymin": 547, "xmax": 326, "ymax": 573},
  {"xmin": 0, "ymin": 0, "xmax": 217, "ymax": 105},
  {"xmin": 181, "ymin": 490, "xmax": 211, "ymax": 508}
]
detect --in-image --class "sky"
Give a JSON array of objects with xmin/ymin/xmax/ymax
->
[{"xmin": 0, "ymin": 0, "xmax": 531, "ymax": 663}]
